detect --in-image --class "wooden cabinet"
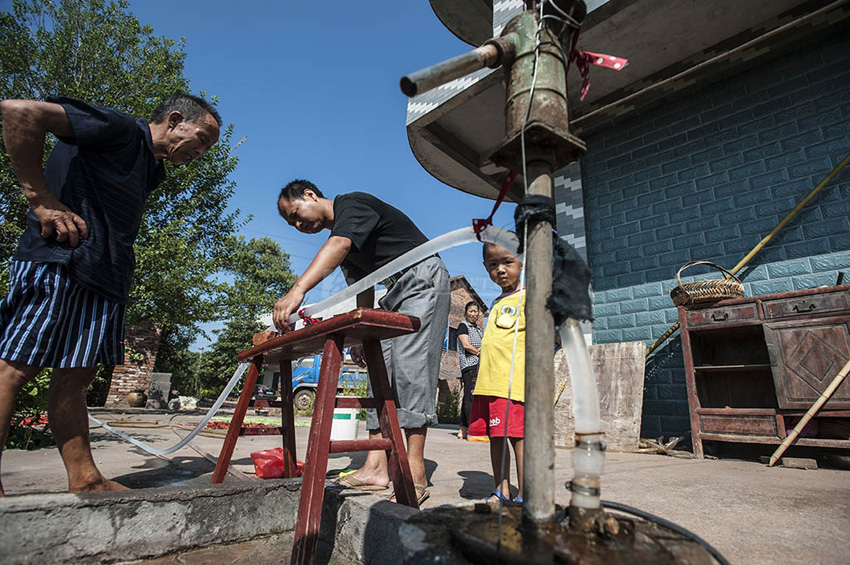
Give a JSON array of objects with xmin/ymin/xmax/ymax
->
[{"xmin": 679, "ymin": 285, "xmax": 850, "ymax": 458}]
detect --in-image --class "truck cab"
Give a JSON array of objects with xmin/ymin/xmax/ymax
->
[{"xmin": 290, "ymin": 353, "xmax": 367, "ymax": 410}]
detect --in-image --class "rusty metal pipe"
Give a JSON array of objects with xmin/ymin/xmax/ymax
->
[
  {"xmin": 522, "ymin": 157, "xmax": 557, "ymax": 526},
  {"xmin": 400, "ymin": 36, "xmax": 517, "ymax": 98}
]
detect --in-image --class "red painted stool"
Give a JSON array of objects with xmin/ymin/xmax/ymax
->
[{"xmin": 211, "ymin": 308, "xmax": 421, "ymax": 565}]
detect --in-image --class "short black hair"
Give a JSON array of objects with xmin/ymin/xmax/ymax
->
[
  {"xmin": 465, "ymin": 301, "xmax": 479, "ymax": 313},
  {"xmin": 482, "ymin": 232, "xmax": 518, "ymax": 260},
  {"xmin": 150, "ymin": 93, "xmax": 222, "ymax": 126},
  {"xmin": 279, "ymin": 179, "xmax": 324, "ymax": 202}
]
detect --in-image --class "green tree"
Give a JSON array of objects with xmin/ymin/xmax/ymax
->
[
  {"xmin": 0, "ymin": 0, "xmax": 245, "ymax": 342},
  {"xmin": 175, "ymin": 237, "xmax": 297, "ymax": 397}
]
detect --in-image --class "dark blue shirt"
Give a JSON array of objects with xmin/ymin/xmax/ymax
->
[{"xmin": 13, "ymin": 97, "xmax": 165, "ymax": 303}]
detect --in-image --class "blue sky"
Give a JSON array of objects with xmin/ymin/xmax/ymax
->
[{"xmin": 119, "ymin": 1, "xmax": 516, "ymax": 348}]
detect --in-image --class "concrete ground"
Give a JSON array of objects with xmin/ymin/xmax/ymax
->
[{"xmin": 2, "ymin": 405, "xmax": 850, "ymax": 564}]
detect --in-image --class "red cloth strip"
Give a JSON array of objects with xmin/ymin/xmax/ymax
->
[
  {"xmin": 298, "ymin": 308, "xmax": 321, "ymax": 326},
  {"xmin": 567, "ymin": 30, "xmax": 628, "ymax": 101},
  {"xmin": 473, "ymin": 171, "xmax": 518, "ymax": 239}
]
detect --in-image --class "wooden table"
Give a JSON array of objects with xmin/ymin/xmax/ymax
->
[{"xmin": 212, "ymin": 308, "xmax": 422, "ymax": 565}]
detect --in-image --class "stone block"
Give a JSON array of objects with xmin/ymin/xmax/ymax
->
[
  {"xmin": 786, "ymin": 238, "xmax": 831, "ymax": 259},
  {"xmin": 811, "ymin": 252, "xmax": 850, "ymax": 272},
  {"xmin": 146, "ymin": 373, "xmax": 172, "ymax": 410},
  {"xmin": 751, "ymin": 279, "xmax": 794, "ymax": 296},
  {"xmin": 648, "ymin": 173, "xmax": 678, "ymax": 191},
  {"xmin": 620, "ymin": 298, "xmax": 649, "ymax": 314},
  {"xmin": 594, "ymin": 329, "xmax": 624, "ymax": 344},
  {"xmin": 608, "ymin": 314, "xmax": 636, "ymax": 330},
  {"xmin": 803, "ymin": 218, "xmax": 850, "ymax": 239},
  {"xmin": 758, "ymin": 120, "xmax": 799, "ymax": 144},
  {"xmin": 791, "ymin": 273, "xmax": 837, "ymax": 290},
  {"xmin": 636, "ymin": 310, "xmax": 666, "ymax": 326},
  {"xmin": 629, "ymin": 255, "xmax": 659, "ymax": 272},
  {"xmin": 695, "ymin": 172, "xmax": 728, "ymax": 191},
  {"xmin": 553, "ymin": 342, "xmax": 645, "ymax": 451}
]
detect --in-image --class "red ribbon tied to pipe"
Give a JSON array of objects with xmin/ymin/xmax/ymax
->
[
  {"xmin": 472, "ymin": 171, "xmax": 518, "ymax": 240},
  {"xmin": 567, "ymin": 31, "xmax": 628, "ymax": 101}
]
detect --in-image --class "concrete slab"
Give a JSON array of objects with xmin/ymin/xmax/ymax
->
[{"xmin": 2, "ymin": 408, "xmax": 849, "ymax": 564}]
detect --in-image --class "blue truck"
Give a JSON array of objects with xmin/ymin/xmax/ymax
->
[{"xmin": 290, "ymin": 353, "xmax": 368, "ymax": 410}]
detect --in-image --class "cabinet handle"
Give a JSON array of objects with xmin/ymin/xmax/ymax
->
[
  {"xmin": 792, "ymin": 302, "xmax": 816, "ymax": 313},
  {"xmin": 711, "ymin": 311, "xmax": 729, "ymax": 322}
]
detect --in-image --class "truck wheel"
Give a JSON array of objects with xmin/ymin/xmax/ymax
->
[{"xmin": 293, "ymin": 389, "xmax": 315, "ymax": 411}]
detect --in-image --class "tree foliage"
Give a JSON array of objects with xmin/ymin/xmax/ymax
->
[
  {"xmin": 1, "ymin": 0, "xmax": 244, "ymax": 333},
  {"xmin": 1, "ymin": 0, "xmax": 297, "ymax": 398},
  {"xmin": 165, "ymin": 237, "xmax": 297, "ymax": 397}
]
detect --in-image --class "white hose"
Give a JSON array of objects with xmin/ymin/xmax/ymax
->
[
  {"xmin": 559, "ymin": 318, "xmax": 600, "ymax": 434},
  {"xmin": 88, "ymin": 362, "xmax": 248, "ymax": 456},
  {"xmin": 91, "ymin": 225, "xmax": 520, "ymax": 456},
  {"xmin": 559, "ymin": 318, "xmax": 605, "ymax": 510},
  {"xmin": 292, "ymin": 225, "xmax": 520, "ymax": 323}
]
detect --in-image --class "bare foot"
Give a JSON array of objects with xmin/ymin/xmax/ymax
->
[{"xmin": 69, "ymin": 478, "xmax": 129, "ymax": 494}]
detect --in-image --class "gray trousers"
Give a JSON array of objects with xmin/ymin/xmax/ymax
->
[{"xmin": 366, "ymin": 256, "xmax": 450, "ymax": 430}]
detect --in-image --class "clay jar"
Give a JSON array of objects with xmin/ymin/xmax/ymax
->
[{"xmin": 127, "ymin": 390, "xmax": 147, "ymax": 408}]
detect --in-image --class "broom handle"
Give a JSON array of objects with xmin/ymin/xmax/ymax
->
[
  {"xmin": 647, "ymin": 153, "xmax": 850, "ymax": 357},
  {"xmin": 769, "ymin": 358, "xmax": 850, "ymax": 466}
]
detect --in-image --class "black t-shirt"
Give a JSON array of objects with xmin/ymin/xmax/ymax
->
[
  {"xmin": 330, "ymin": 192, "xmax": 428, "ymax": 284},
  {"xmin": 13, "ymin": 97, "xmax": 166, "ymax": 303}
]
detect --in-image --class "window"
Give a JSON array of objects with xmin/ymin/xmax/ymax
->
[{"xmin": 448, "ymin": 326, "xmax": 458, "ymax": 351}]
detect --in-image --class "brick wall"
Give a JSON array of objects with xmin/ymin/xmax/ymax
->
[
  {"xmin": 104, "ymin": 322, "xmax": 161, "ymax": 408},
  {"xmin": 581, "ymin": 31, "xmax": 850, "ymax": 439}
]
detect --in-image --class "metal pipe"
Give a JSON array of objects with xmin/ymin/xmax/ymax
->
[
  {"xmin": 523, "ymin": 157, "xmax": 557, "ymax": 525},
  {"xmin": 646, "ymin": 152, "xmax": 850, "ymax": 357},
  {"xmin": 400, "ymin": 36, "xmax": 516, "ymax": 98}
]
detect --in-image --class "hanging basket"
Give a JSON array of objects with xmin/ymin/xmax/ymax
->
[{"xmin": 669, "ymin": 261, "xmax": 744, "ymax": 307}]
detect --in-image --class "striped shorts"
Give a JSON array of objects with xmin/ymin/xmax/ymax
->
[{"xmin": 0, "ymin": 261, "xmax": 125, "ymax": 368}]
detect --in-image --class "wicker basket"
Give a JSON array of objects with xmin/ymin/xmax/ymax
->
[{"xmin": 669, "ymin": 261, "xmax": 744, "ymax": 307}]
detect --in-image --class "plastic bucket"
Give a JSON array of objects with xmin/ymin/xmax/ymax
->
[{"xmin": 330, "ymin": 404, "xmax": 359, "ymax": 441}]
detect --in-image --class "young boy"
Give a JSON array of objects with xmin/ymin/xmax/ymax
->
[{"xmin": 468, "ymin": 242, "xmax": 525, "ymax": 503}]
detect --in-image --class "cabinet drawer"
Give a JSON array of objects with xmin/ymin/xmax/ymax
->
[
  {"xmin": 687, "ymin": 303, "xmax": 758, "ymax": 327},
  {"xmin": 763, "ymin": 291, "xmax": 850, "ymax": 319},
  {"xmin": 699, "ymin": 413, "xmax": 779, "ymax": 437}
]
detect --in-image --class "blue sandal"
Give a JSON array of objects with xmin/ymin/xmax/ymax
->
[{"xmin": 488, "ymin": 489, "xmax": 512, "ymax": 502}]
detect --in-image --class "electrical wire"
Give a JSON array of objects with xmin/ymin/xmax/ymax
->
[{"xmin": 601, "ymin": 501, "xmax": 731, "ymax": 565}]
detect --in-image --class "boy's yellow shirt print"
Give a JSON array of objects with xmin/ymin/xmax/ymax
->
[{"xmin": 494, "ymin": 300, "xmax": 526, "ymax": 330}]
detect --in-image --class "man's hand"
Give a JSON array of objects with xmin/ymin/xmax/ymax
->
[
  {"xmin": 273, "ymin": 287, "xmax": 306, "ymax": 332},
  {"xmin": 30, "ymin": 193, "xmax": 88, "ymax": 247},
  {"xmin": 349, "ymin": 344, "xmax": 367, "ymax": 368}
]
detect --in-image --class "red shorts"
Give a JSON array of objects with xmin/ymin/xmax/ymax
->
[{"xmin": 468, "ymin": 395, "xmax": 524, "ymax": 438}]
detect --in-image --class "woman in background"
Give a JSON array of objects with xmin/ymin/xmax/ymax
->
[{"xmin": 456, "ymin": 301, "xmax": 484, "ymax": 440}]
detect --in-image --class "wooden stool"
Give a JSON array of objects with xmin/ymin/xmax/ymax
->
[{"xmin": 211, "ymin": 308, "xmax": 421, "ymax": 565}]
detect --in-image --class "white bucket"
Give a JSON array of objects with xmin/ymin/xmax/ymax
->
[{"xmin": 330, "ymin": 406, "xmax": 359, "ymax": 441}]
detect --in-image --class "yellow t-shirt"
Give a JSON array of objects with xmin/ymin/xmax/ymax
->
[{"xmin": 473, "ymin": 289, "xmax": 526, "ymax": 402}]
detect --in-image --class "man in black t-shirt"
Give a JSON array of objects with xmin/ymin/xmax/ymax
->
[
  {"xmin": 0, "ymin": 94, "xmax": 221, "ymax": 496},
  {"xmin": 274, "ymin": 180, "xmax": 450, "ymax": 503}
]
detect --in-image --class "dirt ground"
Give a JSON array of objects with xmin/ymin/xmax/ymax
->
[{"xmin": 3, "ymin": 404, "xmax": 850, "ymax": 564}]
